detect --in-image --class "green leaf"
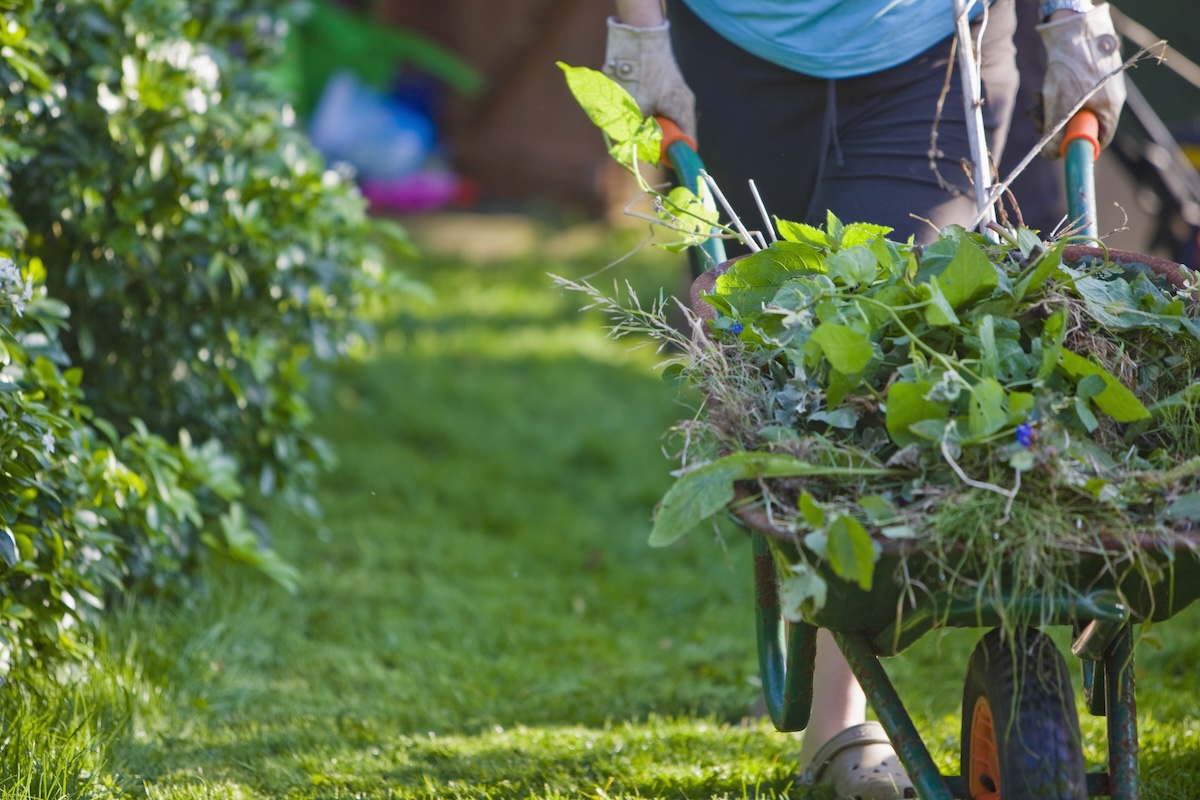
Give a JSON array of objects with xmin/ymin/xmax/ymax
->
[
  {"xmin": 840, "ymin": 222, "xmax": 894, "ymax": 249},
  {"xmin": 558, "ymin": 62, "xmax": 651, "ymax": 152},
  {"xmin": 824, "ymin": 367, "xmax": 857, "ymax": 409},
  {"xmin": 780, "ymin": 564, "xmax": 828, "ymax": 621},
  {"xmin": 1009, "ymin": 449, "xmax": 1036, "ymax": 472},
  {"xmin": 1075, "ymin": 396, "xmax": 1101, "ymax": 432},
  {"xmin": 1167, "ymin": 492, "xmax": 1200, "ymax": 523},
  {"xmin": 1015, "ymin": 227, "xmax": 1044, "ymax": 257},
  {"xmin": 650, "ymin": 452, "xmax": 898, "ymax": 546},
  {"xmin": 1057, "ymin": 348, "xmax": 1151, "ymax": 422},
  {"xmin": 825, "ymin": 211, "xmax": 845, "ymax": 245},
  {"xmin": 937, "ymin": 238, "xmax": 1000, "ymax": 308},
  {"xmin": 885, "ymin": 380, "xmax": 950, "ymax": 447},
  {"xmin": 908, "ymin": 418, "xmax": 952, "ymax": 442},
  {"xmin": 826, "ymin": 246, "xmax": 877, "ymax": 287},
  {"xmin": 869, "ymin": 234, "xmax": 899, "ymax": 271},
  {"xmin": 0, "ymin": 527, "xmax": 15, "ymax": 567},
  {"xmin": 880, "ymin": 524, "xmax": 919, "ymax": 539},
  {"xmin": 1072, "ymin": 273, "xmax": 1156, "ymax": 330},
  {"xmin": 775, "ymin": 218, "xmax": 830, "ymax": 248},
  {"xmin": 809, "ymin": 407, "xmax": 859, "ymax": 429},
  {"xmin": 662, "ymin": 185, "xmax": 719, "ymax": 236},
  {"xmin": 1076, "ymin": 374, "xmax": 1107, "ymax": 402},
  {"xmin": 713, "ymin": 242, "xmax": 824, "ymax": 314},
  {"xmin": 859, "ymin": 494, "xmax": 899, "ymax": 523},
  {"xmin": 799, "ymin": 492, "xmax": 825, "ymax": 528},
  {"xmin": 1007, "ymin": 391, "xmax": 1035, "ymax": 423},
  {"xmin": 826, "ymin": 514, "xmax": 878, "ymax": 590},
  {"xmin": 607, "ymin": 115, "xmax": 663, "ymax": 166},
  {"xmin": 809, "ymin": 323, "xmax": 873, "ymax": 375},
  {"xmin": 1013, "ymin": 241, "xmax": 1065, "ymax": 301},
  {"xmin": 977, "ymin": 315, "xmax": 999, "ymax": 379},
  {"xmin": 1, "ymin": 47, "xmax": 51, "ymax": 90},
  {"xmin": 968, "ymin": 378, "xmax": 1008, "ymax": 439},
  {"xmin": 920, "ymin": 276, "xmax": 960, "ymax": 327},
  {"xmin": 1039, "ymin": 310, "xmax": 1066, "ymax": 381}
]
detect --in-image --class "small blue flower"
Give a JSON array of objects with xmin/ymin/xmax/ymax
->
[
  {"xmin": 1015, "ymin": 422, "xmax": 1034, "ymax": 448},
  {"xmin": 730, "ymin": 321, "xmax": 744, "ymax": 336}
]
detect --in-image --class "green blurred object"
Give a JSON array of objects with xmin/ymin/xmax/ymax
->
[{"xmin": 282, "ymin": 0, "xmax": 483, "ymax": 117}]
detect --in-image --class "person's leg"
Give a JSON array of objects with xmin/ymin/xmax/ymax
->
[{"xmin": 796, "ymin": 629, "xmax": 866, "ymax": 766}]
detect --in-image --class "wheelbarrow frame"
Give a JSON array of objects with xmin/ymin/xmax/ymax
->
[{"xmin": 660, "ymin": 114, "xmax": 1199, "ymax": 799}]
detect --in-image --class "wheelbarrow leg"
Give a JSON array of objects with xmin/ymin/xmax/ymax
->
[
  {"xmin": 752, "ymin": 532, "xmax": 816, "ymax": 732},
  {"xmin": 833, "ymin": 630, "xmax": 955, "ymax": 800},
  {"xmin": 1105, "ymin": 624, "xmax": 1139, "ymax": 800}
]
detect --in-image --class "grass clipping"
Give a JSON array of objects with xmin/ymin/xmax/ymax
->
[{"xmin": 558, "ymin": 216, "xmax": 1200, "ymax": 625}]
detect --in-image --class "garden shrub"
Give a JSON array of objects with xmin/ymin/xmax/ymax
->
[{"xmin": 0, "ymin": 0, "xmax": 416, "ymax": 665}]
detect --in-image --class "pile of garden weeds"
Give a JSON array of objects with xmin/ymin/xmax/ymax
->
[{"xmin": 561, "ymin": 215, "xmax": 1200, "ymax": 630}]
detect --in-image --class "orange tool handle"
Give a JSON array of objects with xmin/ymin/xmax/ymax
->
[
  {"xmin": 1061, "ymin": 110, "xmax": 1100, "ymax": 161},
  {"xmin": 656, "ymin": 116, "xmax": 697, "ymax": 168}
]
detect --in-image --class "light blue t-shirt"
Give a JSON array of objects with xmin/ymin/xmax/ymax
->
[{"xmin": 679, "ymin": 0, "xmax": 985, "ymax": 79}]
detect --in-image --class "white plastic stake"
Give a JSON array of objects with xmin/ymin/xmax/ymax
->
[{"xmin": 952, "ymin": 0, "xmax": 999, "ymax": 242}]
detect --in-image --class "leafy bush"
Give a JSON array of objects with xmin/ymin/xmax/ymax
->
[
  {"xmin": 0, "ymin": 0, "xmax": 414, "ymax": 665},
  {"xmin": 0, "ymin": 253, "xmax": 132, "ymax": 665}
]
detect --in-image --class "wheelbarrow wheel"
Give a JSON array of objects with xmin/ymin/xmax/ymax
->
[{"xmin": 961, "ymin": 627, "xmax": 1087, "ymax": 800}]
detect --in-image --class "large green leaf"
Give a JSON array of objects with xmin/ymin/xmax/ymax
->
[
  {"xmin": 885, "ymin": 380, "xmax": 950, "ymax": 447},
  {"xmin": 809, "ymin": 323, "xmax": 873, "ymax": 375},
  {"xmin": 826, "ymin": 246, "xmax": 877, "ymax": 287},
  {"xmin": 776, "ymin": 219, "xmax": 830, "ymax": 247},
  {"xmin": 1057, "ymin": 348, "xmax": 1151, "ymax": 422},
  {"xmin": 558, "ymin": 62, "xmax": 657, "ymax": 159},
  {"xmin": 712, "ymin": 242, "xmax": 824, "ymax": 314},
  {"xmin": 935, "ymin": 238, "xmax": 1000, "ymax": 308},
  {"xmin": 650, "ymin": 452, "xmax": 897, "ymax": 546}
]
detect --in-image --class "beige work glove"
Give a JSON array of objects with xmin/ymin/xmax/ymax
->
[
  {"xmin": 603, "ymin": 17, "xmax": 697, "ymax": 140},
  {"xmin": 1038, "ymin": 3, "xmax": 1126, "ymax": 158}
]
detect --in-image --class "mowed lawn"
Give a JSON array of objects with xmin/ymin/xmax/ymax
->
[{"xmin": 10, "ymin": 214, "xmax": 1200, "ymax": 800}]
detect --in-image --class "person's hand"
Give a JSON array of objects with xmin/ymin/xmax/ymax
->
[
  {"xmin": 603, "ymin": 17, "xmax": 696, "ymax": 140},
  {"xmin": 1038, "ymin": 3, "xmax": 1126, "ymax": 158}
]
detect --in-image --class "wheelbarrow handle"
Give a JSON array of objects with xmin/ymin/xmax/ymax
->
[
  {"xmin": 656, "ymin": 116, "xmax": 697, "ymax": 169},
  {"xmin": 655, "ymin": 116, "xmax": 728, "ymax": 266},
  {"xmin": 1063, "ymin": 110, "xmax": 1101, "ymax": 240}
]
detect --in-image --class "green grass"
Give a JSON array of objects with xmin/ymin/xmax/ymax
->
[{"xmin": 4, "ymin": 215, "xmax": 1200, "ymax": 798}]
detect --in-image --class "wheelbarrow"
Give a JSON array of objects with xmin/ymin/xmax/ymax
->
[{"xmin": 659, "ymin": 112, "xmax": 1200, "ymax": 799}]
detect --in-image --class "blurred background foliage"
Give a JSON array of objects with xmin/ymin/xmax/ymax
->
[{"xmin": 0, "ymin": 0, "xmax": 420, "ymax": 668}]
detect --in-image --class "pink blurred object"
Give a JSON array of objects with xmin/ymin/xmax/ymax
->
[{"xmin": 360, "ymin": 170, "xmax": 479, "ymax": 213}]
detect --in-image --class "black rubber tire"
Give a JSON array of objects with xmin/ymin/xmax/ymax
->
[{"xmin": 961, "ymin": 627, "xmax": 1088, "ymax": 800}]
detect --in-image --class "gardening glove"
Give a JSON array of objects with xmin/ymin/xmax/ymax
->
[
  {"xmin": 1038, "ymin": 3, "xmax": 1126, "ymax": 158},
  {"xmin": 603, "ymin": 17, "xmax": 697, "ymax": 140}
]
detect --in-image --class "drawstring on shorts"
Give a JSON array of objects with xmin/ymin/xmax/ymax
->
[{"xmin": 804, "ymin": 79, "xmax": 845, "ymax": 222}]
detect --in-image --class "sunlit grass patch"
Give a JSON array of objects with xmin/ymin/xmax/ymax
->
[{"xmin": 5, "ymin": 217, "xmax": 1200, "ymax": 798}]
